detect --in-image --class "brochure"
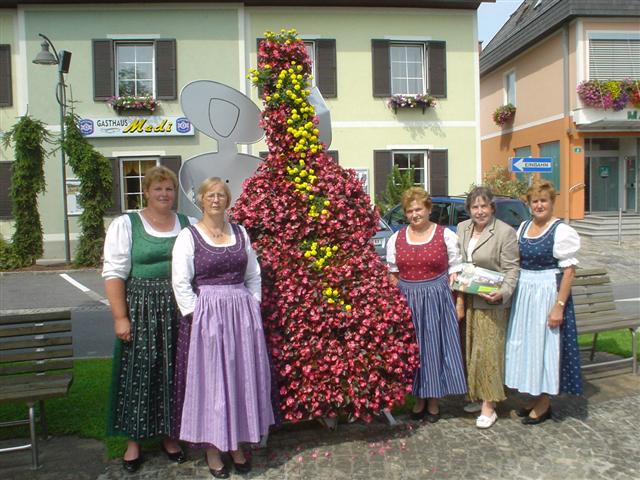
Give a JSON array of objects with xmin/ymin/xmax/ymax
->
[{"xmin": 452, "ymin": 263, "xmax": 504, "ymax": 295}]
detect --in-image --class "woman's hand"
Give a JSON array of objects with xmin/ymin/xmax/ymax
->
[
  {"xmin": 547, "ymin": 304, "xmax": 564, "ymax": 329},
  {"xmin": 449, "ymin": 273, "xmax": 458, "ymax": 288},
  {"xmin": 479, "ymin": 290, "xmax": 503, "ymax": 304},
  {"xmin": 114, "ymin": 316, "xmax": 132, "ymax": 342},
  {"xmin": 389, "ymin": 273, "xmax": 399, "ymax": 287},
  {"xmin": 455, "ymin": 296, "xmax": 465, "ymax": 321}
]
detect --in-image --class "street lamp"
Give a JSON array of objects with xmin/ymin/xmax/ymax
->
[{"xmin": 33, "ymin": 34, "xmax": 72, "ymax": 263}]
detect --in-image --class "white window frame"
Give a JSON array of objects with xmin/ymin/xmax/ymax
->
[
  {"xmin": 390, "ymin": 43, "xmax": 427, "ymax": 96},
  {"xmin": 120, "ymin": 157, "xmax": 160, "ymax": 212},
  {"xmin": 115, "ymin": 41, "xmax": 156, "ymax": 97},
  {"xmin": 504, "ymin": 70, "xmax": 516, "ymax": 106},
  {"xmin": 392, "ymin": 150, "xmax": 427, "ymax": 189},
  {"xmin": 304, "ymin": 41, "xmax": 317, "ymax": 87}
]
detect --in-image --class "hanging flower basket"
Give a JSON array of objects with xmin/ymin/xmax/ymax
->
[
  {"xmin": 577, "ymin": 79, "xmax": 640, "ymax": 111},
  {"xmin": 493, "ymin": 103, "xmax": 516, "ymax": 126},
  {"xmin": 386, "ymin": 94, "xmax": 436, "ymax": 114},
  {"xmin": 107, "ymin": 95, "xmax": 158, "ymax": 114}
]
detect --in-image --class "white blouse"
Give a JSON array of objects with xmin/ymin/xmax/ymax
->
[
  {"xmin": 517, "ymin": 220, "xmax": 580, "ymax": 268},
  {"xmin": 386, "ymin": 226, "xmax": 463, "ymax": 274},
  {"xmin": 171, "ymin": 224, "xmax": 261, "ymax": 316},
  {"xmin": 102, "ymin": 213, "xmax": 197, "ymax": 280}
]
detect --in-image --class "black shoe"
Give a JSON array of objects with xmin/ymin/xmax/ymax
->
[
  {"xmin": 205, "ymin": 453, "xmax": 230, "ymax": 479},
  {"xmin": 233, "ymin": 459, "xmax": 252, "ymax": 474},
  {"xmin": 122, "ymin": 455, "xmax": 143, "ymax": 474},
  {"xmin": 521, "ymin": 408, "xmax": 552, "ymax": 425},
  {"xmin": 516, "ymin": 407, "xmax": 533, "ymax": 418},
  {"xmin": 161, "ymin": 442, "xmax": 187, "ymax": 463},
  {"xmin": 425, "ymin": 412, "xmax": 440, "ymax": 423},
  {"xmin": 410, "ymin": 408, "xmax": 426, "ymax": 420}
]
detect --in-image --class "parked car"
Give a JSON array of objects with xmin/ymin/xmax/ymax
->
[
  {"xmin": 383, "ymin": 195, "xmax": 530, "ymax": 233},
  {"xmin": 372, "ymin": 218, "xmax": 394, "ymax": 258}
]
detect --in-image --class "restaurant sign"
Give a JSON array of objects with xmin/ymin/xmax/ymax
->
[{"xmin": 78, "ymin": 116, "xmax": 195, "ymax": 138}]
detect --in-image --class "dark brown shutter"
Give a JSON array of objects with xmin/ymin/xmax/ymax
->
[
  {"xmin": 0, "ymin": 45, "xmax": 12, "ymax": 107},
  {"xmin": 427, "ymin": 41, "xmax": 447, "ymax": 98},
  {"xmin": 92, "ymin": 39, "xmax": 114, "ymax": 101},
  {"xmin": 372, "ymin": 40, "xmax": 391, "ymax": 97},
  {"xmin": 255, "ymin": 38, "xmax": 265, "ymax": 98},
  {"xmin": 373, "ymin": 150, "xmax": 392, "ymax": 200},
  {"xmin": 327, "ymin": 150, "xmax": 339, "ymax": 164},
  {"xmin": 316, "ymin": 39, "xmax": 337, "ymax": 98},
  {"xmin": 258, "ymin": 151, "xmax": 268, "ymax": 159},
  {"xmin": 428, "ymin": 150, "xmax": 448, "ymax": 196},
  {"xmin": 155, "ymin": 39, "xmax": 177, "ymax": 100},
  {"xmin": 0, "ymin": 162, "xmax": 12, "ymax": 218},
  {"xmin": 105, "ymin": 158, "xmax": 121, "ymax": 215},
  {"xmin": 160, "ymin": 155, "xmax": 182, "ymax": 209}
]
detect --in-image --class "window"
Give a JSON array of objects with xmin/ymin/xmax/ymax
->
[
  {"xmin": 539, "ymin": 141, "xmax": 560, "ymax": 188},
  {"xmin": 393, "ymin": 151, "xmax": 426, "ymax": 186},
  {"xmin": 92, "ymin": 39, "xmax": 177, "ymax": 101},
  {"xmin": 116, "ymin": 43, "xmax": 154, "ymax": 97},
  {"xmin": 0, "ymin": 162, "xmax": 12, "ymax": 218},
  {"xmin": 304, "ymin": 42, "xmax": 317, "ymax": 88},
  {"xmin": 372, "ymin": 40, "xmax": 446, "ymax": 98},
  {"xmin": 122, "ymin": 158, "xmax": 158, "ymax": 211},
  {"xmin": 390, "ymin": 44, "xmax": 425, "ymax": 95},
  {"xmin": 514, "ymin": 145, "xmax": 531, "ymax": 180},
  {"xmin": 505, "ymin": 71, "xmax": 516, "ymax": 106},
  {"xmin": 0, "ymin": 44, "xmax": 12, "ymax": 107},
  {"xmin": 589, "ymin": 38, "xmax": 640, "ymax": 80}
]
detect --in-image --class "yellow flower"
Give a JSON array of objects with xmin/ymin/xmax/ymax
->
[
  {"xmin": 273, "ymin": 93, "xmax": 280, "ymax": 99},
  {"xmin": 300, "ymin": 170, "xmax": 307, "ymax": 178},
  {"xmin": 265, "ymin": 96, "xmax": 271, "ymax": 102},
  {"xmin": 327, "ymin": 298, "xmax": 335, "ymax": 304},
  {"xmin": 309, "ymin": 194, "xmax": 315, "ymax": 200},
  {"xmin": 324, "ymin": 200, "xmax": 330, "ymax": 207},
  {"xmin": 321, "ymin": 209, "xmax": 328, "ymax": 215},
  {"xmin": 298, "ymin": 159, "xmax": 305, "ymax": 166},
  {"xmin": 294, "ymin": 177, "xmax": 301, "ymax": 183},
  {"xmin": 309, "ymin": 169, "xmax": 315, "ymax": 175},
  {"xmin": 304, "ymin": 251, "xmax": 311, "ymax": 258},
  {"xmin": 296, "ymin": 65, "xmax": 303, "ymax": 72},
  {"xmin": 332, "ymin": 245, "xmax": 338, "ymax": 252},
  {"xmin": 264, "ymin": 64, "xmax": 271, "ymax": 69},
  {"xmin": 332, "ymin": 289, "xmax": 339, "ymax": 296},
  {"xmin": 345, "ymin": 305, "xmax": 352, "ymax": 311}
]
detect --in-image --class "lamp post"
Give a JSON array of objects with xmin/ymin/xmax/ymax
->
[{"xmin": 33, "ymin": 34, "xmax": 72, "ymax": 263}]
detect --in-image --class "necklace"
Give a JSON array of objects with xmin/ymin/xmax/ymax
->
[{"xmin": 201, "ymin": 221, "xmax": 227, "ymax": 240}]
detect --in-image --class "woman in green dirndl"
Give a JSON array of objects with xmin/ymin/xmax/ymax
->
[{"xmin": 103, "ymin": 166, "xmax": 194, "ymax": 473}]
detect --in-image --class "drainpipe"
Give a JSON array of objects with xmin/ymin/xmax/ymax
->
[{"xmin": 563, "ymin": 24, "xmax": 571, "ymax": 223}]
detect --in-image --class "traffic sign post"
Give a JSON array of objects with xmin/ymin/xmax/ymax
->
[{"xmin": 510, "ymin": 157, "xmax": 553, "ymax": 173}]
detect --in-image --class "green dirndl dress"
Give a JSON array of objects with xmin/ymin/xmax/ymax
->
[{"xmin": 107, "ymin": 212, "xmax": 189, "ymax": 440}]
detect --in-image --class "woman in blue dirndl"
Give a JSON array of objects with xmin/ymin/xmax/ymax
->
[{"xmin": 505, "ymin": 180, "xmax": 583, "ymax": 425}]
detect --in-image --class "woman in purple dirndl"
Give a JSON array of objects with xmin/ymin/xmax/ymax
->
[{"xmin": 172, "ymin": 177, "xmax": 274, "ymax": 478}]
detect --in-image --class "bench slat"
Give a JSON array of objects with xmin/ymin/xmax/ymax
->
[
  {"xmin": 0, "ymin": 335, "xmax": 73, "ymax": 351},
  {"xmin": 0, "ymin": 384, "xmax": 72, "ymax": 405},
  {"xmin": 1, "ymin": 348, "xmax": 74, "ymax": 364},
  {"xmin": 574, "ymin": 302, "xmax": 617, "ymax": 315},
  {"xmin": 574, "ymin": 268, "xmax": 608, "ymax": 277},
  {"xmin": 572, "ymin": 285, "xmax": 612, "ymax": 296},
  {"xmin": 572, "ymin": 276, "xmax": 610, "ymax": 286},
  {"xmin": 0, "ymin": 310, "xmax": 71, "ymax": 325},
  {"xmin": 0, "ymin": 322, "xmax": 72, "ymax": 338},
  {"xmin": 0, "ymin": 372, "xmax": 72, "ymax": 387},
  {"xmin": 0, "ymin": 359, "xmax": 73, "ymax": 375},
  {"xmin": 572, "ymin": 293, "xmax": 614, "ymax": 305}
]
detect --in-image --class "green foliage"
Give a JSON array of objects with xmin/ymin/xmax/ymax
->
[
  {"xmin": 376, "ymin": 165, "xmax": 416, "ymax": 216},
  {"xmin": 470, "ymin": 165, "xmax": 531, "ymax": 199},
  {"xmin": 1, "ymin": 115, "xmax": 50, "ymax": 269},
  {"xmin": 62, "ymin": 114, "xmax": 113, "ymax": 266}
]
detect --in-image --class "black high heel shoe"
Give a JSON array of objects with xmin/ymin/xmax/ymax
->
[
  {"xmin": 516, "ymin": 407, "xmax": 533, "ymax": 418},
  {"xmin": 205, "ymin": 452, "xmax": 230, "ymax": 479},
  {"xmin": 122, "ymin": 455, "xmax": 143, "ymax": 474},
  {"xmin": 233, "ymin": 458, "xmax": 252, "ymax": 474},
  {"xmin": 161, "ymin": 442, "xmax": 187, "ymax": 464},
  {"xmin": 521, "ymin": 407, "xmax": 552, "ymax": 425}
]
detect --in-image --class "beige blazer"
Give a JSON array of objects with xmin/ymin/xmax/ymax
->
[{"xmin": 457, "ymin": 217, "xmax": 520, "ymax": 309}]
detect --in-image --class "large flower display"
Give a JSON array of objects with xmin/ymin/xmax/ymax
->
[{"xmin": 232, "ymin": 29, "xmax": 419, "ymax": 423}]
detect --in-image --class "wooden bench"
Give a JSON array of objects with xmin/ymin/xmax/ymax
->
[
  {"xmin": 572, "ymin": 268, "xmax": 639, "ymax": 374},
  {"xmin": 0, "ymin": 309, "xmax": 74, "ymax": 469}
]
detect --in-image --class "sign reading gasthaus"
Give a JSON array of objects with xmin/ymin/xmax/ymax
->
[{"xmin": 78, "ymin": 116, "xmax": 195, "ymax": 138}]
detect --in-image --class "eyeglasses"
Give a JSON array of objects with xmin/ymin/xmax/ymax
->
[{"xmin": 204, "ymin": 192, "xmax": 227, "ymax": 200}]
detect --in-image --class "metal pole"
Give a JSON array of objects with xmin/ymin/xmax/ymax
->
[
  {"xmin": 58, "ymin": 71, "xmax": 71, "ymax": 263},
  {"xmin": 618, "ymin": 208, "xmax": 622, "ymax": 246}
]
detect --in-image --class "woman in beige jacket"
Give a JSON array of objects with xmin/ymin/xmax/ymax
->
[{"xmin": 457, "ymin": 187, "xmax": 520, "ymax": 429}]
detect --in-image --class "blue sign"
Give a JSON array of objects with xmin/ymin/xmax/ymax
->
[{"xmin": 510, "ymin": 157, "xmax": 553, "ymax": 173}]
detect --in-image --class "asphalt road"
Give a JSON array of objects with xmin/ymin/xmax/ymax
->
[{"xmin": 1, "ymin": 269, "xmax": 638, "ymax": 359}]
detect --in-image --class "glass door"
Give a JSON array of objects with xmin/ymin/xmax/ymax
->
[
  {"xmin": 626, "ymin": 155, "xmax": 637, "ymax": 212},
  {"xmin": 588, "ymin": 155, "xmax": 619, "ymax": 212}
]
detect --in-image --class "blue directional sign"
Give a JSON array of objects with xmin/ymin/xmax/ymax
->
[{"xmin": 510, "ymin": 157, "xmax": 553, "ymax": 173}]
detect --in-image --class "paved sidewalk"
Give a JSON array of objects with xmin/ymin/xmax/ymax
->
[{"xmin": 577, "ymin": 236, "xmax": 640, "ymax": 284}]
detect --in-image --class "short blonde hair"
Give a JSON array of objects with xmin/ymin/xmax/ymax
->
[
  {"xmin": 142, "ymin": 165, "xmax": 178, "ymax": 191},
  {"xmin": 526, "ymin": 180, "xmax": 557, "ymax": 204},
  {"xmin": 197, "ymin": 177, "xmax": 232, "ymax": 209},
  {"xmin": 401, "ymin": 187, "xmax": 432, "ymax": 211}
]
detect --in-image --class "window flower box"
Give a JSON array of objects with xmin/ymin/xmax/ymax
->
[
  {"xmin": 577, "ymin": 79, "xmax": 640, "ymax": 111},
  {"xmin": 387, "ymin": 94, "xmax": 436, "ymax": 114},
  {"xmin": 493, "ymin": 103, "xmax": 516, "ymax": 126},
  {"xmin": 108, "ymin": 95, "xmax": 158, "ymax": 114}
]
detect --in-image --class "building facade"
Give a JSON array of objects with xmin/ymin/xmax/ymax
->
[
  {"xmin": 480, "ymin": 0, "xmax": 640, "ymax": 220},
  {"xmin": 0, "ymin": 0, "xmax": 486, "ymax": 259}
]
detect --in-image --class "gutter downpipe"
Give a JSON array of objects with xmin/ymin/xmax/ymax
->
[{"xmin": 563, "ymin": 23, "xmax": 571, "ymax": 223}]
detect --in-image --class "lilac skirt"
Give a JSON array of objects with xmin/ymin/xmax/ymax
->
[{"xmin": 177, "ymin": 284, "xmax": 274, "ymax": 451}]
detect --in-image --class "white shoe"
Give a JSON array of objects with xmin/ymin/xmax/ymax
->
[
  {"xmin": 476, "ymin": 412, "xmax": 498, "ymax": 429},
  {"xmin": 463, "ymin": 402, "xmax": 482, "ymax": 413}
]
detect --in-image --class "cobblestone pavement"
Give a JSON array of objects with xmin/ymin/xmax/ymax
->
[{"xmin": 577, "ymin": 236, "xmax": 640, "ymax": 284}]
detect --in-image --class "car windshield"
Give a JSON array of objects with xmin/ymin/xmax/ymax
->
[{"xmin": 496, "ymin": 201, "xmax": 530, "ymax": 227}]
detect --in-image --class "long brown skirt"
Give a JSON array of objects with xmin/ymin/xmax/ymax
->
[{"xmin": 465, "ymin": 301, "xmax": 508, "ymax": 403}]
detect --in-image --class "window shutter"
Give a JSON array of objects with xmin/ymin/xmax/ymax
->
[
  {"xmin": 0, "ymin": 45, "xmax": 12, "ymax": 107},
  {"xmin": 327, "ymin": 150, "xmax": 339, "ymax": 164},
  {"xmin": 371, "ymin": 40, "xmax": 391, "ymax": 98},
  {"xmin": 0, "ymin": 162, "xmax": 12, "ymax": 218},
  {"xmin": 373, "ymin": 150, "xmax": 392, "ymax": 200},
  {"xmin": 155, "ymin": 39, "xmax": 177, "ymax": 100},
  {"xmin": 589, "ymin": 39, "xmax": 640, "ymax": 80},
  {"xmin": 428, "ymin": 150, "xmax": 448, "ymax": 196},
  {"xmin": 427, "ymin": 41, "xmax": 447, "ymax": 98},
  {"xmin": 255, "ymin": 38, "xmax": 266, "ymax": 98},
  {"xmin": 92, "ymin": 39, "xmax": 114, "ymax": 101},
  {"xmin": 258, "ymin": 151, "xmax": 268, "ymax": 159},
  {"xmin": 316, "ymin": 39, "xmax": 337, "ymax": 98},
  {"xmin": 160, "ymin": 155, "xmax": 182, "ymax": 209},
  {"xmin": 105, "ymin": 158, "xmax": 121, "ymax": 215}
]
